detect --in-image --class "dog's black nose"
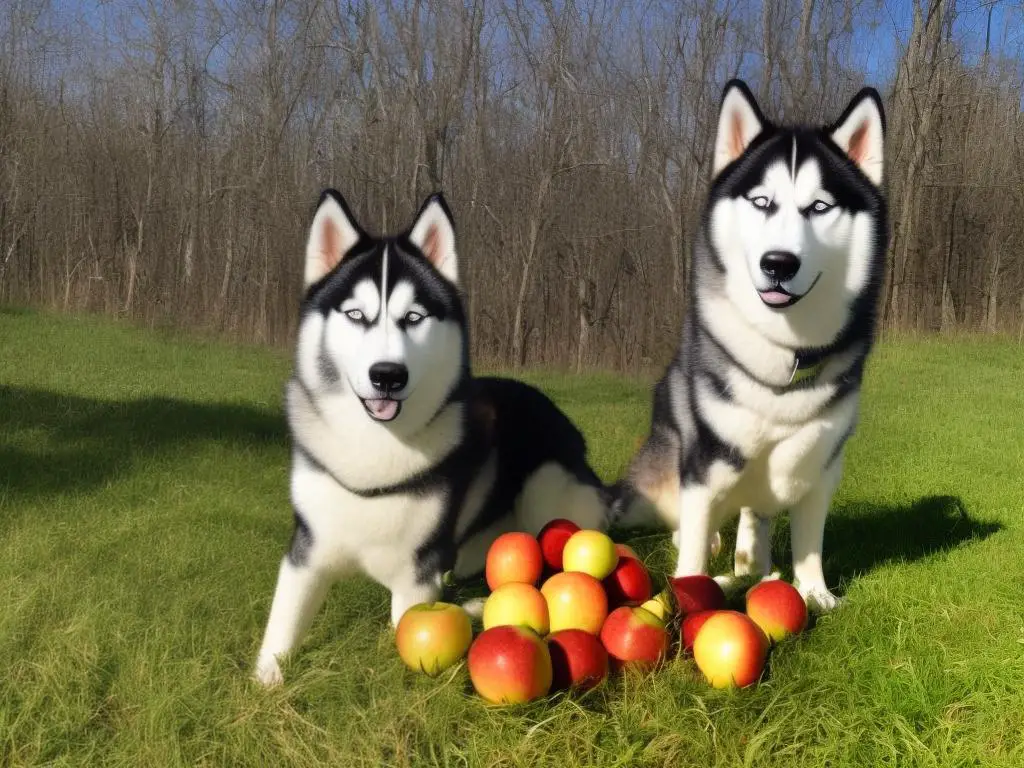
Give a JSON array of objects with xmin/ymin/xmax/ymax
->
[
  {"xmin": 760, "ymin": 250, "xmax": 801, "ymax": 282},
  {"xmin": 369, "ymin": 362, "xmax": 408, "ymax": 393}
]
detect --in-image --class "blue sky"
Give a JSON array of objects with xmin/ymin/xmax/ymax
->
[
  {"xmin": 850, "ymin": 0, "xmax": 1023, "ymax": 83},
  {"xmin": 47, "ymin": 0, "xmax": 1024, "ymax": 94}
]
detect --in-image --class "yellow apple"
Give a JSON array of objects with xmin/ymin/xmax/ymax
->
[
  {"xmin": 483, "ymin": 582, "xmax": 550, "ymax": 635},
  {"xmin": 395, "ymin": 602, "xmax": 473, "ymax": 677},
  {"xmin": 561, "ymin": 530, "xmax": 618, "ymax": 580}
]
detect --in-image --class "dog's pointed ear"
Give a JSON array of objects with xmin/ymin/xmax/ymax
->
[
  {"xmin": 304, "ymin": 189, "xmax": 364, "ymax": 288},
  {"xmin": 408, "ymin": 193, "xmax": 458, "ymax": 285},
  {"xmin": 829, "ymin": 88, "xmax": 886, "ymax": 186},
  {"xmin": 712, "ymin": 79, "xmax": 766, "ymax": 176}
]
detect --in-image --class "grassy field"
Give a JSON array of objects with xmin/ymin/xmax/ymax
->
[{"xmin": 2, "ymin": 307, "xmax": 1023, "ymax": 767}]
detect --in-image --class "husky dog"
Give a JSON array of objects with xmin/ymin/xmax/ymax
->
[
  {"xmin": 254, "ymin": 190, "xmax": 608, "ymax": 686},
  {"xmin": 612, "ymin": 80, "xmax": 888, "ymax": 612}
]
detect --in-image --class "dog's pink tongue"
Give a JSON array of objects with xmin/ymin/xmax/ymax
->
[
  {"xmin": 760, "ymin": 290, "xmax": 791, "ymax": 306},
  {"xmin": 366, "ymin": 399, "xmax": 399, "ymax": 420}
]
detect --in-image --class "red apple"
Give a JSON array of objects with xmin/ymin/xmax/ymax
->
[
  {"xmin": 467, "ymin": 625, "xmax": 553, "ymax": 705},
  {"xmin": 486, "ymin": 532, "xmax": 544, "ymax": 590},
  {"xmin": 599, "ymin": 605, "xmax": 670, "ymax": 671},
  {"xmin": 670, "ymin": 574, "xmax": 726, "ymax": 615},
  {"xmin": 483, "ymin": 582, "xmax": 549, "ymax": 636},
  {"xmin": 546, "ymin": 629, "xmax": 609, "ymax": 692},
  {"xmin": 561, "ymin": 530, "xmax": 619, "ymax": 580},
  {"xmin": 692, "ymin": 610, "xmax": 769, "ymax": 689},
  {"xmin": 745, "ymin": 580, "xmax": 808, "ymax": 643},
  {"xmin": 540, "ymin": 571, "xmax": 608, "ymax": 634},
  {"xmin": 603, "ymin": 556, "xmax": 653, "ymax": 608},
  {"xmin": 681, "ymin": 609, "xmax": 717, "ymax": 654},
  {"xmin": 537, "ymin": 518, "xmax": 581, "ymax": 571},
  {"xmin": 615, "ymin": 543, "xmax": 640, "ymax": 561},
  {"xmin": 395, "ymin": 602, "xmax": 473, "ymax": 677}
]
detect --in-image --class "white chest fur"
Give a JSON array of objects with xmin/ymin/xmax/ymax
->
[
  {"xmin": 287, "ymin": 378, "xmax": 464, "ymax": 492},
  {"xmin": 692, "ymin": 295, "xmax": 864, "ymax": 514},
  {"xmin": 696, "ymin": 373, "xmax": 859, "ymax": 515},
  {"xmin": 290, "ymin": 457, "xmax": 447, "ymax": 585}
]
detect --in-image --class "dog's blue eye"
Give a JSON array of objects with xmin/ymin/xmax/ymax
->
[
  {"xmin": 404, "ymin": 311, "xmax": 425, "ymax": 325},
  {"xmin": 810, "ymin": 200, "xmax": 833, "ymax": 214},
  {"xmin": 344, "ymin": 309, "xmax": 364, "ymax": 322},
  {"xmin": 749, "ymin": 196, "xmax": 771, "ymax": 210}
]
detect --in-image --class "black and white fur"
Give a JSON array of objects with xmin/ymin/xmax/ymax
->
[
  {"xmin": 254, "ymin": 191, "xmax": 608, "ymax": 686},
  {"xmin": 612, "ymin": 80, "xmax": 888, "ymax": 612}
]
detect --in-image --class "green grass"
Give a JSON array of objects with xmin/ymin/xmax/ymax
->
[{"xmin": 2, "ymin": 307, "xmax": 1023, "ymax": 767}]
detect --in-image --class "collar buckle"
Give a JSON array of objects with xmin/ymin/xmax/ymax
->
[{"xmin": 788, "ymin": 354, "xmax": 826, "ymax": 386}]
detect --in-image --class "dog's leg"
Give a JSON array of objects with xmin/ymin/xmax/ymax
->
[
  {"xmin": 516, "ymin": 463, "xmax": 608, "ymax": 534},
  {"xmin": 735, "ymin": 507, "xmax": 776, "ymax": 578},
  {"xmin": 790, "ymin": 462, "xmax": 842, "ymax": 612},
  {"xmin": 254, "ymin": 557, "xmax": 333, "ymax": 687},
  {"xmin": 389, "ymin": 571, "xmax": 442, "ymax": 627},
  {"xmin": 714, "ymin": 507, "xmax": 776, "ymax": 588},
  {"xmin": 672, "ymin": 484, "xmax": 718, "ymax": 578},
  {"xmin": 452, "ymin": 516, "xmax": 517, "ymax": 619},
  {"xmin": 454, "ymin": 515, "xmax": 516, "ymax": 580},
  {"xmin": 673, "ymin": 529, "xmax": 722, "ymax": 556}
]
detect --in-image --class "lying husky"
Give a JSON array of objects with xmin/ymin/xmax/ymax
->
[
  {"xmin": 612, "ymin": 80, "xmax": 888, "ymax": 612},
  {"xmin": 254, "ymin": 190, "xmax": 607, "ymax": 686}
]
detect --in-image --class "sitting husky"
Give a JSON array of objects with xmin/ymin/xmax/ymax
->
[
  {"xmin": 254, "ymin": 190, "xmax": 608, "ymax": 686},
  {"xmin": 612, "ymin": 80, "xmax": 888, "ymax": 612}
]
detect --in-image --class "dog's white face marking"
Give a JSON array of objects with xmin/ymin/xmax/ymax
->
[
  {"xmin": 710, "ymin": 151, "xmax": 876, "ymax": 348},
  {"xmin": 319, "ymin": 249, "xmax": 462, "ymax": 434},
  {"xmin": 707, "ymin": 83, "xmax": 885, "ymax": 350}
]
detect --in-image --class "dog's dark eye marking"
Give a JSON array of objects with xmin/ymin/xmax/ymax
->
[
  {"xmin": 400, "ymin": 310, "xmax": 428, "ymax": 329},
  {"xmin": 747, "ymin": 195, "xmax": 777, "ymax": 214},
  {"xmin": 804, "ymin": 200, "xmax": 834, "ymax": 216},
  {"xmin": 342, "ymin": 308, "xmax": 373, "ymax": 327}
]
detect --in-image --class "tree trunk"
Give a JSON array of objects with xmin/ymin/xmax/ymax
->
[
  {"xmin": 510, "ymin": 243, "xmax": 535, "ymax": 369},
  {"xmin": 759, "ymin": 3, "xmax": 774, "ymax": 105},
  {"xmin": 511, "ymin": 180, "xmax": 550, "ymax": 369},
  {"xmin": 576, "ymin": 272, "xmax": 588, "ymax": 373},
  {"xmin": 796, "ymin": 0, "xmax": 816, "ymax": 109},
  {"xmin": 939, "ymin": 197, "xmax": 957, "ymax": 331},
  {"xmin": 986, "ymin": 245, "xmax": 1000, "ymax": 333},
  {"xmin": 887, "ymin": 0, "xmax": 948, "ymax": 328},
  {"xmin": 219, "ymin": 193, "xmax": 235, "ymax": 323}
]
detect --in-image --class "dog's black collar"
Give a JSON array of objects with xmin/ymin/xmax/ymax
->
[
  {"xmin": 789, "ymin": 350, "xmax": 828, "ymax": 386},
  {"xmin": 297, "ymin": 436, "xmax": 471, "ymax": 499}
]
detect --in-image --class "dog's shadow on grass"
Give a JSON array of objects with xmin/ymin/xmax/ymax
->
[
  {"xmin": 710, "ymin": 494, "xmax": 1002, "ymax": 594},
  {"xmin": 607, "ymin": 495, "xmax": 1001, "ymax": 601},
  {"xmin": 0, "ymin": 385, "xmax": 286, "ymax": 503},
  {"xmin": 816, "ymin": 494, "xmax": 1002, "ymax": 588}
]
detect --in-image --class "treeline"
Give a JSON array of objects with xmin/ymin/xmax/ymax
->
[{"xmin": 1, "ymin": 0, "xmax": 1023, "ymax": 371}]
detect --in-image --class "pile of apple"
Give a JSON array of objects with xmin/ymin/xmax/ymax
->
[{"xmin": 395, "ymin": 519, "xmax": 810, "ymax": 704}]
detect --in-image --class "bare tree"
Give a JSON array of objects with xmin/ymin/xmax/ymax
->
[{"xmin": 1, "ymin": 0, "xmax": 1023, "ymax": 371}]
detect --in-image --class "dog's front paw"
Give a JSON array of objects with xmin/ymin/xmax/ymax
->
[
  {"xmin": 798, "ymin": 584, "xmax": 842, "ymax": 613},
  {"xmin": 254, "ymin": 655, "xmax": 284, "ymax": 687},
  {"xmin": 712, "ymin": 573, "xmax": 737, "ymax": 589},
  {"xmin": 390, "ymin": 585, "xmax": 440, "ymax": 627}
]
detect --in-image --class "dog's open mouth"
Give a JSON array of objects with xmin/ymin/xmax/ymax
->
[
  {"xmin": 362, "ymin": 398, "xmax": 402, "ymax": 422},
  {"xmin": 758, "ymin": 273, "xmax": 822, "ymax": 309},
  {"xmin": 758, "ymin": 288, "xmax": 801, "ymax": 308}
]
